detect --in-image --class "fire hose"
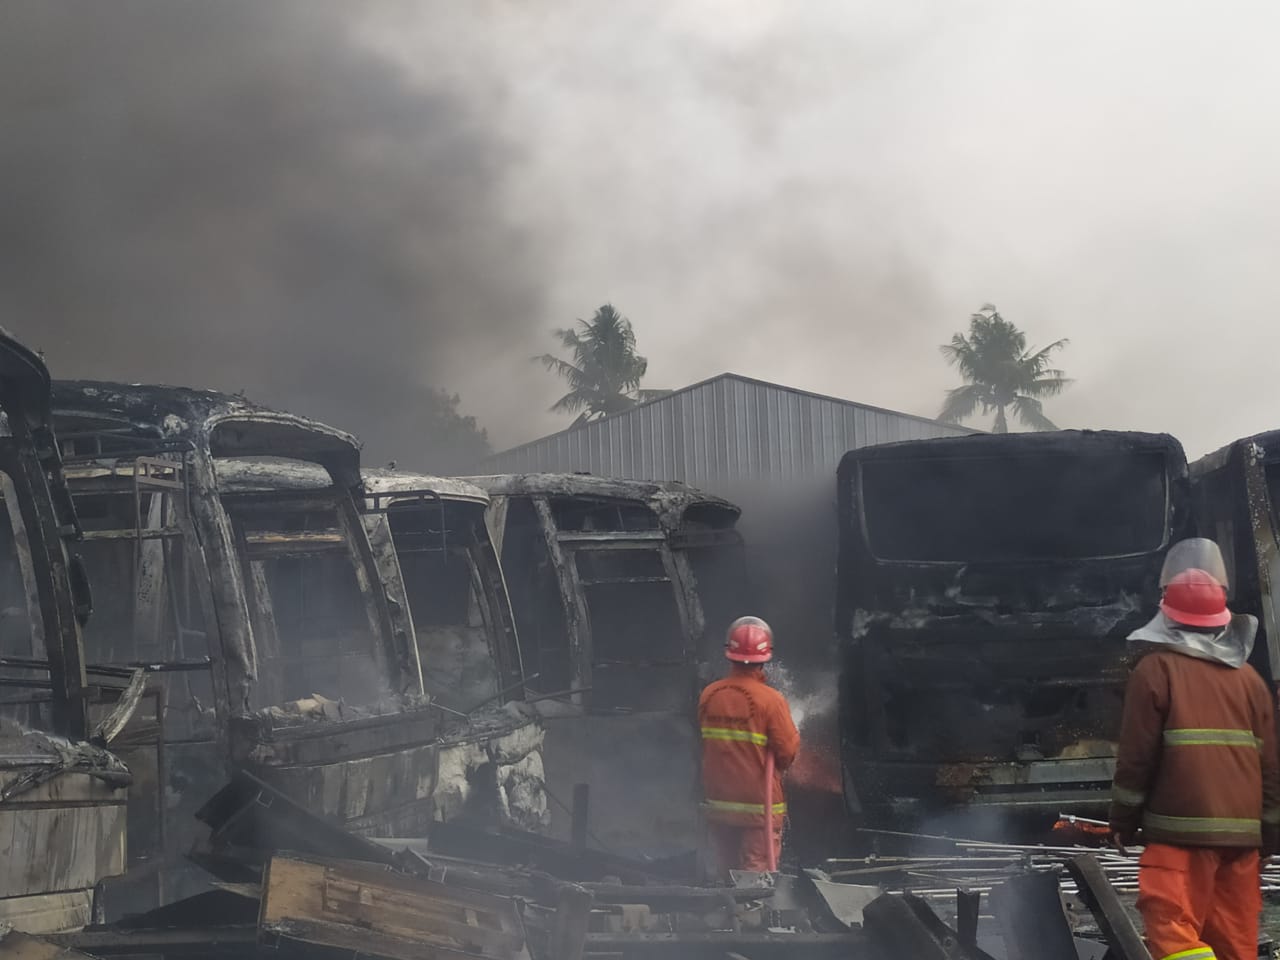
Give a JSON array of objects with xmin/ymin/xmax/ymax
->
[{"xmin": 764, "ymin": 750, "xmax": 777, "ymax": 873}]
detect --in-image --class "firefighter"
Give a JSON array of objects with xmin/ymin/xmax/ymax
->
[
  {"xmin": 1109, "ymin": 538, "xmax": 1280, "ymax": 960},
  {"xmin": 698, "ymin": 615, "xmax": 801, "ymax": 876}
]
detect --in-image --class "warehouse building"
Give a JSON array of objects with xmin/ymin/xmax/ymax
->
[{"xmin": 480, "ymin": 372, "xmax": 974, "ymax": 665}]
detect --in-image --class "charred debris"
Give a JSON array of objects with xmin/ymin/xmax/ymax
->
[{"xmin": 9, "ymin": 766, "xmax": 1153, "ymax": 960}]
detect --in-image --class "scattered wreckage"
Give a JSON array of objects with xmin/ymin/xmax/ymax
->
[
  {"xmin": 837, "ymin": 430, "xmax": 1192, "ymax": 825},
  {"xmin": 0, "ymin": 333, "xmax": 130, "ymax": 933},
  {"xmin": 469, "ymin": 473, "xmax": 749, "ymax": 858},
  {"xmin": 0, "ymin": 768, "xmax": 1161, "ymax": 960},
  {"xmin": 48, "ymin": 383, "xmax": 545, "ymax": 915}
]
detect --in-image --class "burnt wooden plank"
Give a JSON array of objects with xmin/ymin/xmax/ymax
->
[
  {"xmin": 260, "ymin": 855, "xmax": 525, "ymax": 960},
  {"xmin": 0, "ymin": 891, "xmax": 95, "ymax": 937},
  {"xmin": 49, "ymin": 927, "xmax": 257, "ymax": 955},
  {"xmin": 0, "ymin": 774, "xmax": 127, "ymax": 901},
  {"xmin": 550, "ymin": 884, "xmax": 592, "ymax": 960},
  {"xmin": 0, "ymin": 930, "xmax": 100, "ymax": 960}
]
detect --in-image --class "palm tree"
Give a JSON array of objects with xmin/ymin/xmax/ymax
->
[
  {"xmin": 537, "ymin": 304, "xmax": 648, "ymax": 424},
  {"xmin": 939, "ymin": 305, "xmax": 1070, "ymax": 433}
]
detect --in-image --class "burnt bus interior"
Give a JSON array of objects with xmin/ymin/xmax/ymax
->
[
  {"xmin": 493, "ymin": 487, "xmax": 746, "ymax": 714},
  {"xmin": 0, "ymin": 343, "xmax": 134, "ymax": 932},
  {"xmin": 48, "ymin": 413, "xmax": 239, "ymax": 908},
  {"xmin": 1191, "ymin": 431, "xmax": 1280, "ymax": 687},
  {"xmin": 0, "ymin": 471, "xmax": 66, "ymax": 733},
  {"xmin": 837, "ymin": 431, "xmax": 1190, "ymax": 822},
  {"xmin": 220, "ymin": 463, "xmax": 398, "ymax": 711},
  {"xmin": 58, "ymin": 442, "xmax": 218, "ymax": 742},
  {"xmin": 477, "ymin": 475, "xmax": 747, "ymax": 854},
  {"xmin": 48, "ymin": 388, "xmax": 427, "ymax": 910},
  {"xmin": 366, "ymin": 480, "xmax": 524, "ymax": 714}
]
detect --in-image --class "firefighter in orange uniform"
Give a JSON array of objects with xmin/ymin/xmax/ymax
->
[
  {"xmin": 698, "ymin": 616, "xmax": 801, "ymax": 876},
  {"xmin": 1109, "ymin": 538, "xmax": 1280, "ymax": 960}
]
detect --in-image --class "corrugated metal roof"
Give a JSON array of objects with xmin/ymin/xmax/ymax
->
[{"xmin": 481, "ymin": 373, "xmax": 974, "ymax": 487}]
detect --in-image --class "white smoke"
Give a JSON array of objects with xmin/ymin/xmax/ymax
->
[{"xmin": 769, "ymin": 661, "xmax": 837, "ymax": 732}]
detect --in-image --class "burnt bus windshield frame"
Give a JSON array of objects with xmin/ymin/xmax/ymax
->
[
  {"xmin": 854, "ymin": 451, "xmax": 1174, "ymax": 565},
  {"xmin": 1262, "ymin": 455, "xmax": 1280, "ymax": 536}
]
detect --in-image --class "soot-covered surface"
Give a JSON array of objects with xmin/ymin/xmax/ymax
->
[{"xmin": 837, "ymin": 430, "xmax": 1192, "ymax": 824}]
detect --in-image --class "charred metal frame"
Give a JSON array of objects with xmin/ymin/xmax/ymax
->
[
  {"xmin": 51, "ymin": 382, "xmax": 423, "ymax": 726},
  {"xmin": 48, "ymin": 383, "xmax": 442, "ymax": 889},
  {"xmin": 0, "ymin": 337, "xmax": 100, "ymax": 737},
  {"xmin": 472, "ymin": 475, "xmax": 744, "ymax": 714},
  {"xmin": 361, "ymin": 475, "xmax": 525, "ymax": 705},
  {"xmin": 0, "ymin": 335, "xmax": 133, "ymax": 933},
  {"xmin": 471, "ymin": 474, "xmax": 744, "ymax": 853},
  {"xmin": 1190, "ymin": 431, "xmax": 1280, "ymax": 686},
  {"xmin": 49, "ymin": 384, "xmax": 547, "ymax": 888},
  {"xmin": 836, "ymin": 431, "xmax": 1192, "ymax": 822}
]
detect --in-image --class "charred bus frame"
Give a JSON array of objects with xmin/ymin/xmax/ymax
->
[
  {"xmin": 1190, "ymin": 431, "xmax": 1280, "ymax": 688},
  {"xmin": 471, "ymin": 473, "xmax": 748, "ymax": 857},
  {"xmin": 50, "ymin": 384, "xmax": 543, "ymax": 910},
  {"xmin": 0, "ymin": 336, "xmax": 130, "ymax": 933},
  {"xmin": 837, "ymin": 431, "xmax": 1191, "ymax": 825},
  {"xmin": 362, "ymin": 471, "xmax": 525, "ymax": 713}
]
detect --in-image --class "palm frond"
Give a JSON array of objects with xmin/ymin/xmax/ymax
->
[
  {"xmin": 1024, "ymin": 338, "xmax": 1069, "ymax": 365},
  {"xmin": 1024, "ymin": 374, "xmax": 1072, "ymax": 398},
  {"xmin": 1010, "ymin": 395, "xmax": 1060, "ymax": 431},
  {"xmin": 938, "ymin": 384, "xmax": 986, "ymax": 423},
  {"xmin": 536, "ymin": 354, "xmax": 590, "ymax": 389}
]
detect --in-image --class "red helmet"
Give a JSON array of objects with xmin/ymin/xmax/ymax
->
[
  {"xmin": 726, "ymin": 616, "xmax": 773, "ymax": 663},
  {"xmin": 1161, "ymin": 568, "xmax": 1231, "ymax": 628}
]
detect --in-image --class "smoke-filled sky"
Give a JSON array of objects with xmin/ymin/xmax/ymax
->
[{"xmin": 3, "ymin": 1, "xmax": 1278, "ymax": 463}]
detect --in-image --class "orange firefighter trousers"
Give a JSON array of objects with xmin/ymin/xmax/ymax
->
[
  {"xmin": 707, "ymin": 822, "xmax": 783, "ymax": 876},
  {"xmin": 1136, "ymin": 843, "xmax": 1261, "ymax": 960}
]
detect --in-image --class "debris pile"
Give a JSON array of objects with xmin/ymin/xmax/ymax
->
[{"xmin": 0, "ymin": 769, "xmax": 1179, "ymax": 960}]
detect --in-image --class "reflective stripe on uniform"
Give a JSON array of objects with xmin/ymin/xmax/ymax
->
[
  {"xmin": 1111, "ymin": 784, "xmax": 1147, "ymax": 806},
  {"xmin": 1263, "ymin": 806, "xmax": 1280, "ymax": 825},
  {"xmin": 1162, "ymin": 728, "xmax": 1262, "ymax": 748},
  {"xmin": 701, "ymin": 727, "xmax": 768, "ymax": 746},
  {"xmin": 1143, "ymin": 812, "xmax": 1259, "ymax": 834},
  {"xmin": 1159, "ymin": 948, "xmax": 1216, "ymax": 960},
  {"xmin": 706, "ymin": 799, "xmax": 787, "ymax": 815}
]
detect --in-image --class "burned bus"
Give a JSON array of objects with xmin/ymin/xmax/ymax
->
[
  {"xmin": 361, "ymin": 471, "xmax": 526, "ymax": 714},
  {"xmin": 1190, "ymin": 431, "xmax": 1280, "ymax": 688},
  {"xmin": 50, "ymin": 384, "xmax": 544, "ymax": 908},
  {"xmin": 471, "ymin": 473, "xmax": 748, "ymax": 859},
  {"xmin": 0, "ymin": 334, "xmax": 130, "ymax": 932},
  {"xmin": 361, "ymin": 469, "xmax": 544, "ymax": 831},
  {"xmin": 837, "ymin": 431, "xmax": 1191, "ymax": 825}
]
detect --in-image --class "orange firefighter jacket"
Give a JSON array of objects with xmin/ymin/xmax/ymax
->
[
  {"xmin": 1109, "ymin": 648, "xmax": 1280, "ymax": 850},
  {"xmin": 698, "ymin": 665, "xmax": 801, "ymax": 827}
]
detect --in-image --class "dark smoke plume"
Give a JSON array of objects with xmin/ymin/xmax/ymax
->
[{"xmin": 0, "ymin": 0, "xmax": 543, "ymax": 469}]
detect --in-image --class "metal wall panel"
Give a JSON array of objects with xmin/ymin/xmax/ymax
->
[{"xmin": 480, "ymin": 374, "xmax": 972, "ymax": 487}]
